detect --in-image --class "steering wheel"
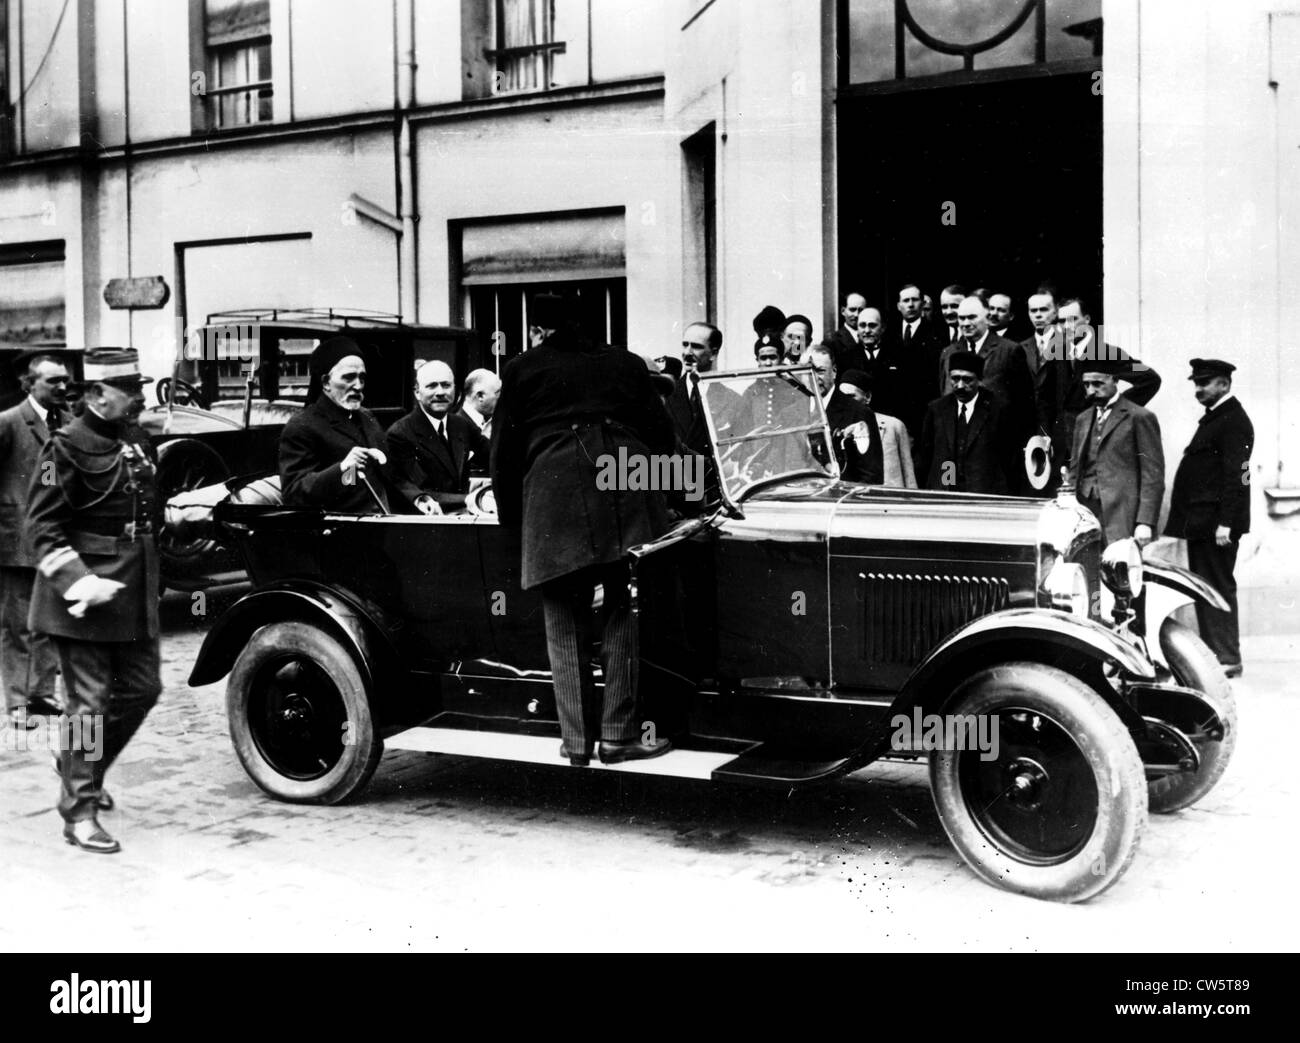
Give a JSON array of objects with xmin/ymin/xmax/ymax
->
[{"xmin": 157, "ymin": 377, "xmax": 207, "ymax": 409}]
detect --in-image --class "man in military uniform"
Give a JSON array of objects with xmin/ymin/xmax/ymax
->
[
  {"xmin": 1165, "ymin": 358, "xmax": 1254, "ymax": 677},
  {"xmin": 26, "ymin": 349, "xmax": 161, "ymax": 854}
]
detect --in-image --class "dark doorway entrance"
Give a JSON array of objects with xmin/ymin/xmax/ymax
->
[{"xmin": 837, "ymin": 71, "xmax": 1102, "ymax": 329}]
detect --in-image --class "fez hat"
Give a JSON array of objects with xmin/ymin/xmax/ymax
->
[
  {"xmin": 80, "ymin": 347, "xmax": 153, "ymax": 388},
  {"xmin": 310, "ymin": 335, "xmax": 365, "ymax": 378},
  {"xmin": 642, "ymin": 354, "xmax": 675, "ymax": 395},
  {"xmin": 1189, "ymin": 358, "xmax": 1236, "ymax": 381},
  {"xmin": 753, "ymin": 305, "xmax": 787, "ymax": 337},
  {"xmin": 839, "ymin": 368, "xmax": 872, "ymax": 390},
  {"xmin": 753, "ymin": 331, "xmax": 782, "ymax": 354},
  {"xmin": 1077, "ymin": 356, "xmax": 1130, "ymax": 377},
  {"xmin": 947, "ymin": 351, "xmax": 984, "ymax": 377},
  {"xmin": 530, "ymin": 293, "xmax": 565, "ymax": 331}
]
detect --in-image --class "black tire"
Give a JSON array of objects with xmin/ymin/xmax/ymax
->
[
  {"xmin": 1147, "ymin": 618, "xmax": 1237, "ymax": 814},
  {"xmin": 227, "ymin": 621, "xmax": 382, "ymax": 804},
  {"xmin": 156, "ymin": 438, "xmax": 230, "ymax": 591},
  {"xmin": 929, "ymin": 662, "xmax": 1148, "ymax": 903}
]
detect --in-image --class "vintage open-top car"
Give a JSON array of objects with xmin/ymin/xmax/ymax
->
[{"xmin": 190, "ymin": 365, "xmax": 1235, "ymax": 902}]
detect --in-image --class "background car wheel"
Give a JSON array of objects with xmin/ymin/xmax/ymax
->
[
  {"xmin": 156, "ymin": 438, "xmax": 230, "ymax": 591},
  {"xmin": 227, "ymin": 621, "xmax": 382, "ymax": 804},
  {"xmin": 929, "ymin": 662, "xmax": 1148, "ymax": 903},
  {"xmin": 156, "ymin": 376, "xmax": 208, "ymax": 408},
  {"xmin": 1146, "ymin": 618, "xmax": 1237, "ymax": 814}
]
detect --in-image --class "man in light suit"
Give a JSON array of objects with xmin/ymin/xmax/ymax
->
[
  {"xmin": 839, "ymin": 369, "xmax": 916, "ymax": 488},
  {"xmin": 0, "ymin": 353, "xmax": 69, "ymax": 729},
  {"xmin": 389, "ymin": 360, "xmax": 489, "ymax": 514},
  {"xmin": 1068, "ymin": 359, "xmax": 1165, "ymax": 547}
]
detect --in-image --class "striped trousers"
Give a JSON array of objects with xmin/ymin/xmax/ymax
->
[{"xmin": 540, "ymin": 562, "xmax": 640, "ymax": 757}]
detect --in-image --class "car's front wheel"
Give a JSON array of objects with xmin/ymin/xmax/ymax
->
[
  {"xmin": 929, "ymin": 662, "xmax": 1147, "ymax": 903},
  {"xmin": 227, "ymin": 621, "xmax": 382, "ymax": 804}
]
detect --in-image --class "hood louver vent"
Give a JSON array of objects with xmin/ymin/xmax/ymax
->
[{"xmin": 860, "ymin": 572, "xmax": 1010, "ymax": 665}]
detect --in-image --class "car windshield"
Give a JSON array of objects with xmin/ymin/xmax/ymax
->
[{"xmin": 698, "ymin": 366, "xmax": 836, "ymax": 504}]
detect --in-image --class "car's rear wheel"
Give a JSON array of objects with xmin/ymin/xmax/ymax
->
[
  {"xmin": 929, "ymin": 662, "xmax": 1147, "ymax": 902},
  {"xmin": 156, "ymin": 438, "xmax": 230, "ymax": 591},
  {"xmin": 1146, "ymin": 618, "xmax": 1237, "ymax": 813},
  {"xmin": 227, "ymin": 621, "xmax": 382, "ymax": 804}
]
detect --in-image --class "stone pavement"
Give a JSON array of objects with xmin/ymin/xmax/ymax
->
[{"xmin": 1, "ymin": 592, "xmax": 1296, "ymax": 952}]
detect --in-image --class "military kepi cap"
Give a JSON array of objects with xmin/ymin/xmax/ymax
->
[
  {"xmin": 947, "ymin": 351, "xmax": 984, "ymax": 377},
  {"xmin": 1188, "ymin": 358, "xmax": 1236, "ymax": 380},
  {"xmin": 81, "ymin": 347, "xmax": 153, "ymax": 387}
]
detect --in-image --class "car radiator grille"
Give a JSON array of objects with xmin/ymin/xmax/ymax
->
[{"xmin": 859, "ymin": 572, "xmax": 1010, "ymax": 665}]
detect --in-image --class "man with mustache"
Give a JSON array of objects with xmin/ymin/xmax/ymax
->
[
  {"xmin": 388, "ymin": 360, "xmax": 489, "ymax": 514},
  {"xmin": 279, "ymin": 336, "xmax": 393, "ymax": 511},
  {"xmin": 25, "ymin": 349, "xmax": 161, "ymax": 853}
]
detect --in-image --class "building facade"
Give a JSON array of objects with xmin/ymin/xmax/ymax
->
[{"xmin": 0, "ymin": 0, "xmax": 1296, "ymax": 632}]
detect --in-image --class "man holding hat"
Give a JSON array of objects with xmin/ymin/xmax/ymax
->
[
  {"xmin": 0, "ymin": 352, "xmax": 70, "ymax": 729},
  {"xmin": 25, "ymin": 348, "xmax": 160, "ymax": 854},
  {"xmin": 1165, "ymin": 359, "xmax": 1254, "ymax": 677},
  {"xmin": 279, "ymin": 336, "xmax": 392, "ymax": 511},
  {"xmin": 915, "ymin": 351, "xmax": 1016, "ymax": 494},
  {"xmin": 1068, "ymin": 357, "xmax": 1165, "ymax": 547}
]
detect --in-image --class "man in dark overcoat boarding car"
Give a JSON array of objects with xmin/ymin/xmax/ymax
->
[{"xmin": 491, "ymin": 294, "xmax": 676, "ymax": 767}]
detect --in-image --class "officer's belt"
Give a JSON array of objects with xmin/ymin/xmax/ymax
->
[{"xmin": 66, "ymin": 527, "xmax": 151, "ymax": 555}]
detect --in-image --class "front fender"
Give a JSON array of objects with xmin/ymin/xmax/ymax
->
[
  {"xmin": 189, "ymin": 580, "xmax": 398, "ymax": 692},
  {"xmin": 1141, "ymin": 561, "xmax": 1229, "ymax": 655},
  {"xmin": 852, "ymin": 608, "xmax": 1156, "ymax": 768}
]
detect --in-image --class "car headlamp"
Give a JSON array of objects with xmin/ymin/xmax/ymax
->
[
  {"xmin": 1044, "ymin": 560, "xmax": 1089, "ymax": 618},
  {"xmin": 1100, "ymin": 538, "xmax": 1144, "ymax": 599}
]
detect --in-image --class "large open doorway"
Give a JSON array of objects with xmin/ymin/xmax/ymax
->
[{"xmin": 837, "ymin": 70, "xmax": 1102, "ymax": 326}]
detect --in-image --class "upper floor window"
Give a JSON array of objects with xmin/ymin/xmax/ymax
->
[
  {"xmin": 490, "ymin": 0, "xmax": 565, "ymax": 93},
  {"xmin": 205, "ymin": 0, "xmax": 272, "ymax": 128}
]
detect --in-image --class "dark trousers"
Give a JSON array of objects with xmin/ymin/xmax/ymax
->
[
  {"xmin": 1187, "ymin": 538, "xmax": 1241, "ymax": 666},
  {"xmin": 0, "ymin": 565, "xmax": 59, "ymax": 711},
  {"xmin": 52, "ymin": 635, "xmax": 161, "ymax": 822},
  {"xmin": 540, "ymin": 563, "xmax": 640, "ymax": 757}
]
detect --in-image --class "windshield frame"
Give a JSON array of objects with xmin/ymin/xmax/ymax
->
[{"xmin": 697, "ymin": 363, "xmax": 840, "ymax": 513}]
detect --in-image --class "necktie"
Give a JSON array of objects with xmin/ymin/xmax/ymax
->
[
  {"xmin": 689, "ymin": 373, "xmax": 701, "ymax": 412},
  {"xmin": 903, "ymin": 324, "xmax": 913, "ymax": 343},
  {"xmin": 46, "ymin": 409, "xmax": 61, "ymax": 431},
  {"xmin": 1096, "ymin": 406, "xmax": 1110, "ymax": 430}
]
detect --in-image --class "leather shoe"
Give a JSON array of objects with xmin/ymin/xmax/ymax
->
[
  {"xmin": 598, "ymin": 737, "xmax": 673, "ymax": 764},
  {"xmin": 1223, "ymin": 662, "xmax": 1243, "ymax": 678},
  {"xmin": 559, "ymin": 743, "xmax": 591, "ymax": 767},
  {"xmin": 63, "ymin": 818, "xmax": 120, "ymax": 854}
]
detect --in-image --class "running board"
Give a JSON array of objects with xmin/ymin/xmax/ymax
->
[{"xmin": 384, "ymin": 726, "xmax": 749, "ymax": 780}]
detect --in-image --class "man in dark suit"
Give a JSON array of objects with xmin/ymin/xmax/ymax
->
[
  {"xmin": 388, "ymin": 360, "xmax": 490, "ymax": 514},
  {"xmin": 915, "ymin": 352, "xmax": 1016, "ymax": 494},
  {"xmin": 987, "ymin": 292, "xmax": 1025, "ymax": 344},
  {"xmin": 822, "ymin": 291, "xmax": 867, "ymax": 374},
  {"xmin": 805, "ymin": 345, "xmax": 882, "ymax": 482},
  {"xmin": 457, "ymin": 368, "xmax": 500, "ymax": 444},
  {"xmin": 886, "ymin": 284, "xmax": 946, "ymax": 438},
  {"xmin": 939, "ymin": 296, "xmax": 1034, "ymax": 441},
  {"xmin": 279, "ymin": 336, "xmax": 393, "ymax": 511},
  {"xmin": 26, "ymin": 349, "xmax": 161, "ymax": 854},
  {"xmin": 1164, "ymin": 359, "xmax": 1254, "ymax": 677},
  {"xmin": 1068, "ymin": 359, "xmax": 1165, "ymax": 546},
  {"xmin": 666, "ymin": 321, "xmax": 740, "ymax": 454},
  {"xmin": 938, "ymin": 284, "xmax": 968, "ymax": 345},
  {"xmin": 492, "ymin": 294, "xmax": 674, "ymax": 766},
  {"xmin": 0, "ymin": 353, "xmax": 69, "ymax": 729}
]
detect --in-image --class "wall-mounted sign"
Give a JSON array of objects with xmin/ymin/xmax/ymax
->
[{"xmin": 104, "ymin": 276, "xmax": 170, "ymax": 310}]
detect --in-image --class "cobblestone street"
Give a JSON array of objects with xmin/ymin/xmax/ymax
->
[{"xmin": 1, "ymin": 588, "xmax": 1296, "ymax": 953}]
